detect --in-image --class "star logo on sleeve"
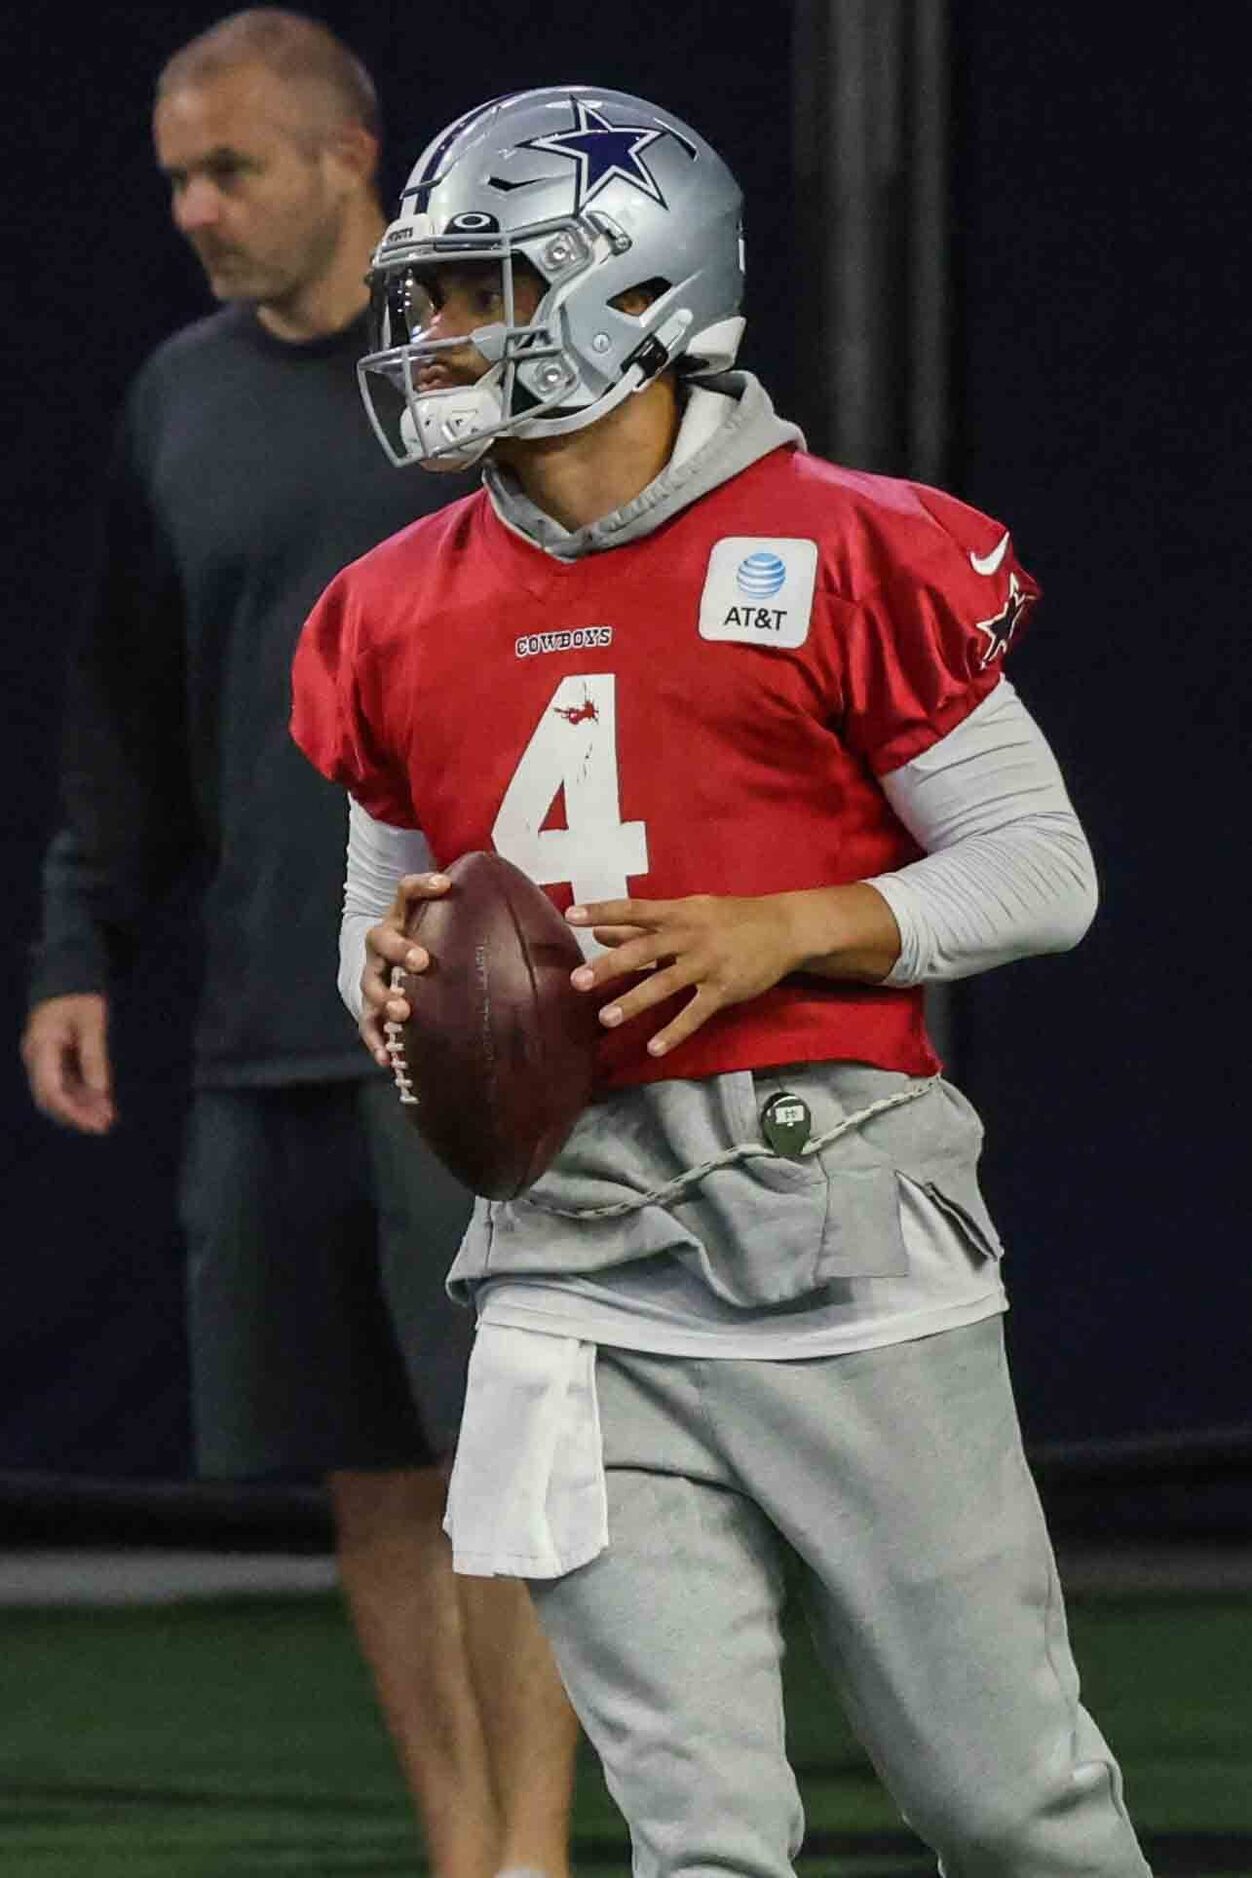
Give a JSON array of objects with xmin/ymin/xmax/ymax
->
[
  {"xmin": 974, "ymin": 571, "xmax": 1031, "ymax": 667},
  {"xmin": 520, "ymin": 99, "xmax": 672, "ymax": 213}
]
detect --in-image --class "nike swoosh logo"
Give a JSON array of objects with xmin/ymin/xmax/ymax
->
[{"xmin": 970, "ymin": 531, "xmax": 1010, "ymax": 576}]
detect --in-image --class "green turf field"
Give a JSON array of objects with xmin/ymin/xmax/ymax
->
[{"xmin": 1, "ymin": 1590, "xmax": 1248, "ymax": 1876}]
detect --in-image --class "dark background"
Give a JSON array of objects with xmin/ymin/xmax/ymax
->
[{"xmin": 1, "ymin": 7, "xmax": 1247, "ymax": 1491}]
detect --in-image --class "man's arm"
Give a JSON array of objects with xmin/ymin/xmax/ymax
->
[
  {"xmin": 28, "ymin": 827, "xmax": 115, "ymax": 1004},
  {"xmin": 23, "ymin": 406, "xmax": 198, "ymax": 1131},
  {"xmin": 339, "ymin": 798, "xmax": 434, "ymax": 1021},
  {"xmin": 752, "ymin": 678, "xmax": 1097, "ymax": 988},
  {"xmin": 866, "ymin": 679, "xmax": 1098, "ymax": 982},
  {"xmin": 566, "ymin": 680, "xmax": 1096, "ymax": 1057},
  {"xmin": 54, "ymin": 413, "xmax": 198, "ymax": 949}
]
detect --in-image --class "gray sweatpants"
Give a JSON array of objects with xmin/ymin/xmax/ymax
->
[{"xmin": 530, "ymin": 1318, "xmax": 1150, "ymax": 1878}]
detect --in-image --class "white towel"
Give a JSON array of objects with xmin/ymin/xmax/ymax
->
[{"xmin": 443, "ymin": 1323, "xmax": 608, "ymax": 1578}]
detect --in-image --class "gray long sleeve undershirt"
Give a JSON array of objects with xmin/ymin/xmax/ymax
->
[
  {"xmin": 868, "ymin": 678, "xmax": 1097, "ymax": 982},
  {"xmin": 337, "ymin": 678, "xmax": 1097, "ymax": 1023}
]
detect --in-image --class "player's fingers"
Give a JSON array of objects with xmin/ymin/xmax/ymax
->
[
  {"xmin": 595, "ymin": 959, "xmax": 699, "ymax": 1031},
  {"xmin": 367, "ymin": 923, "xmax": 412, "ymax": 962},
  {"xmin": 362, "ymin": 970, "xmax": 413, "ymax": 1056},
  {"xmin": 586, "ymin": 924, "xmax": 647, "ymax": 947},
  {"xmin": 360, "ymin": 953, "xmax": 387, "ymax": 1012},
  {"xmin": 359, "ymin": 1009, "xmax": 390, "ymax": 1066},
  {"xmin": 396, "ymin": 871, "xmax": 450, "ymax": 905},
  {"xmin": 367, "ymin": 922, "xmax": 431, "ymax": 973},
  {"xmin": 362, "ymin": 964, "xmax": 413, "ymax": 1018},
  {"xmin": 361, "ymin": 972, "xmax": 392, "ymax": 1012},
  {"xmin": 571, "ymin": 932, "xmax": 667, "ymax": 991},
  {"xmin": 645, "ymin": 986, "xmax": 720, "ymax": 1059},
  {"xmin": 567, "ymin": 897, "xmax": 672, "ymax": 931}
]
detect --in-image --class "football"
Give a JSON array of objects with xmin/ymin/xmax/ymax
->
[{"xmin": 384, "ymin": 850, "xmax": 600, "ymax": 1199}]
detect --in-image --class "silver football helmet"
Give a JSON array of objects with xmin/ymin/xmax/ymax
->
[{"xmin": 359, "ymin": 86, "xmax": 745, "ymax": 470}]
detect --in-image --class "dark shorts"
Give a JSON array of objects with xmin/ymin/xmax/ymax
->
[{"xmin": 181, "ymin": 1077, "xmax": 475, "ymax": 1479}]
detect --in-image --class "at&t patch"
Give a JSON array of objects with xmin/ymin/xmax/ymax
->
[{"xmin": 698, "ymin": 537, "xmax": 818, "ymax": 649}]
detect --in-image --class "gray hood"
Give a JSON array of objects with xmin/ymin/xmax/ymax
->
[{"xmin": 482, "ymin": 371, "xmax": 805, "ymax": 561}]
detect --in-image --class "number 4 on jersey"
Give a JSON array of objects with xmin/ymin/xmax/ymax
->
[{"xmin": 491, "ymin": 674, "xmax": 649, "ymax": 916}]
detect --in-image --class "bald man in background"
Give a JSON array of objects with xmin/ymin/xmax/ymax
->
[{"xmin": 21, "ymin": 13, "xmax": 578, "ymax": 1875}]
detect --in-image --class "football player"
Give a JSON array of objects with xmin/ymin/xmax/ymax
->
[{"xmin": 292, "ymin": 86, "xmax": 1151, "ymax": 1875}]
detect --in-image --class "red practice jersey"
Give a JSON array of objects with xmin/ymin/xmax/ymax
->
[{"xmin": 291, "ymin": 443, "xmax": 1038, "ymax": 1090}]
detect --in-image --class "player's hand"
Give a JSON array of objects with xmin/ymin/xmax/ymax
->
[
  {"xmin": 360, "ymin": 872, "xmax": 450, "ymax": 1065},
  {"xmin": 567, "ymin": 885, "xmax": 902, "ymax": 1057},
  {"xmin": 21, "ymin": 993, "xmax": 117, "ymax": 1134},
  {"xmin": 566, "ymin": 893, "xmax": 809, "ymax": 1058}
]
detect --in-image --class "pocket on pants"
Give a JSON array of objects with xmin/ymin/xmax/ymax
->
[
  {"xmin": 683, "ymin": 1064, "xmax": 912, "ymax": 1294},
  {"xmin": 911, "ymin": 1169, "xmax": 1006, "ymax": 1264}
]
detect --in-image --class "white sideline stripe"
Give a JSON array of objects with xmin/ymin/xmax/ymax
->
[
  {"xmin": 0, "ymin": 1550, "xmax": 338, "ymax": 1607},
  {"xmin": 1, "ymin": 1546, "xmax": 1250, "ymax": 1608}
]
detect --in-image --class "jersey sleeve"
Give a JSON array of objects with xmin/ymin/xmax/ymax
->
[
  {"xmin": 290, "ymin": 570, "xmax": 417, "ymax": 827},
  {"xmin": 837, "ymin": 486, "xmax": 1041, "ymax": 775}
]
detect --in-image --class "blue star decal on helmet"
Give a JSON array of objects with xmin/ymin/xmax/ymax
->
[{"xmin": 520, "ymin": 99, "xmax": 671, "ymax": 213}]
